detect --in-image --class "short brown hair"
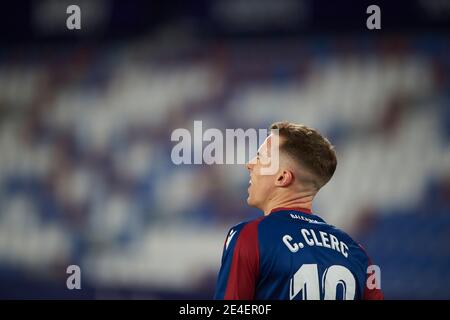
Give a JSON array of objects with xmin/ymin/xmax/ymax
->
[{"xmin": 270, "ymin": 121, "xmax": 337, "ymax": 189}]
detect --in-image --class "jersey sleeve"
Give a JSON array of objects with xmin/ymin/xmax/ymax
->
[{"xmin": 214, "ymin": 219, "xmax": 261, "ymax": 300}]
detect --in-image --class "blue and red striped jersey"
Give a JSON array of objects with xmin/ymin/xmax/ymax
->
[{"xmin": 214, "ymin": 207, "xmax": 383, "ymax": 300}]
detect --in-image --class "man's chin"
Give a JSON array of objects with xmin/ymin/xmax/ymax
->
[{"xmin": 246, "ymin": 196, "xmax": 256, "ymax": 207}]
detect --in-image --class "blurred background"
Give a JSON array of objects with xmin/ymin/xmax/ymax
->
[{"xmin": 0, "ymin": 0, "xmax": 449, "ymax": 299}]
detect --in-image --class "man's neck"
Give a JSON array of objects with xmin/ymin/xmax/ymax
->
[{"xmin": 263, "ymin": 192, "xmax": 315, "ymax": 216}]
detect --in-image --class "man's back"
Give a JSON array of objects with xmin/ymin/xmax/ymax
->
[{"xmin": 214, "ymin": 207, "xmax": 383, "ymax": 300}]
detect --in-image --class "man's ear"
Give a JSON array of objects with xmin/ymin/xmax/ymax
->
[{"xmin": 275, "ymin": 170, "xmax": 294, "ymax": 187}]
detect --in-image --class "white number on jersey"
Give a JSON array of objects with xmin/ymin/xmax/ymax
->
[{"xmin": 290, "ymin": 264, "xmax": 356, "ymax": 300}]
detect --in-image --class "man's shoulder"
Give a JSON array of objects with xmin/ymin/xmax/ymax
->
[
  {"xmin": 228, "ymin": 216, "xmax": 266, "ymax": 234},
  {"xmin": 322, "ymin": 224, "xmax": 371, "ymax": 260},
  {"xmin": 224, "ymin": 216, "xmax": 268, "ymax": 243},
  {"xmin": 222, "ymin": 217, "xmax": 265, "ymax": 252}
]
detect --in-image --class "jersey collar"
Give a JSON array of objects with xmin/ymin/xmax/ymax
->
[{"xmin": 269, "ymin": 207, "xmax": 312, "ymax": 215}]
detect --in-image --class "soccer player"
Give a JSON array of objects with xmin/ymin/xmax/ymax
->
[{"xmin": 214, "ymin": 122, "xmax": 383, "ymax": 300}]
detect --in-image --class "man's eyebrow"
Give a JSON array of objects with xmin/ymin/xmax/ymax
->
[{"xmin": 257, "ymin": 152, "xmax": 260, "ymax": 156}]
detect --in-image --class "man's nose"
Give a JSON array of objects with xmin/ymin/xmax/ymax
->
[{"xmin": 246, "ymin": 161, "xmax": 253, "ymax": 171}]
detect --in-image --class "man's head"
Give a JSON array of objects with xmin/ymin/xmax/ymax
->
[{"xmin": 246, "ymin": 121, "xmax": 337, "ymax": 213}]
